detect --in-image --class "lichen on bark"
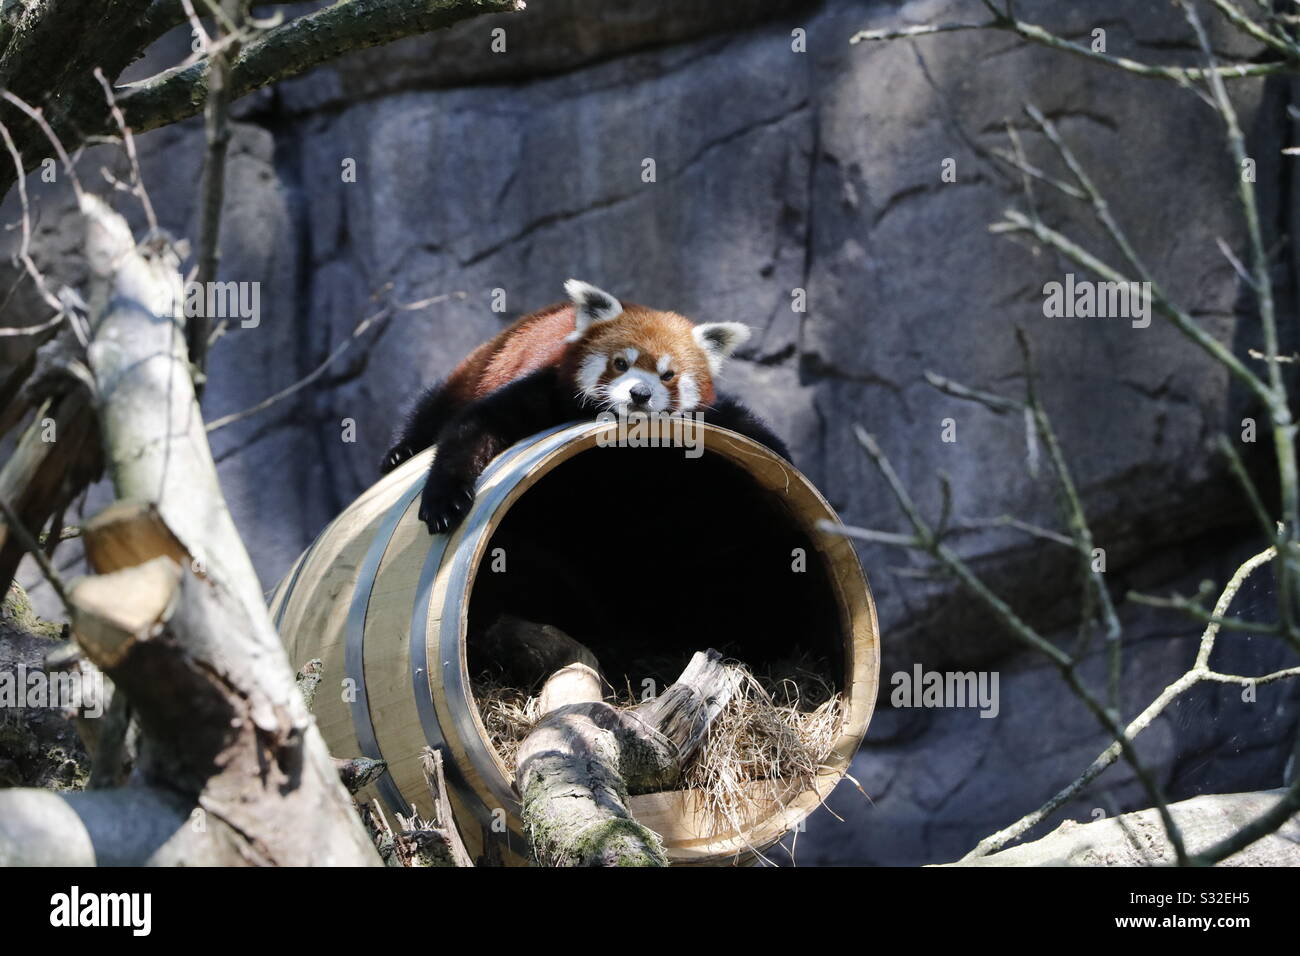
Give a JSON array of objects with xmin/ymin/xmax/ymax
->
[{"xmin": 0, "ymin": 583, "xmax": 90, "ymax": 790}]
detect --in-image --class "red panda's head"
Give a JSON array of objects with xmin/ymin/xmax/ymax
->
[{"xmin": 559, "ymin": 279, "xmax": 749, "ymax": 415}]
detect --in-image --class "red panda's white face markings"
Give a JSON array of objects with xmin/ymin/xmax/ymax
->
[
  {"xmin": 562, "ymin": 281, "xmax": 750, "ymax": 415},
  {"xmin": 563, "ymin": 280, "xmax": 751, "ymax": 413},
  {"xmin": 602, "ymin": 346, "xmax": 673, "ymax": 412},
  {"xmin": 575, "ymin": 339, "xmax": 684, "ymax": 413}
]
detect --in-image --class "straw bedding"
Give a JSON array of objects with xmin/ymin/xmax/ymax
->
[{"xmin": 472, "ymin": 657, "xmax": 842, "ymax": 833}]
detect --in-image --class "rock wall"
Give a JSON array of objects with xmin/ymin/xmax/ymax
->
[{"xmin": 5, "ymin": 0, "xmax": 1298, "ymax": 864}]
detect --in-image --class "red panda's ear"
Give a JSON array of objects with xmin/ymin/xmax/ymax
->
[
  {"xmin": 693, "ymin": 321, "xmax": 751, "ymax": 372},
  {"xmin": 564, "ymin": 279, "xmax": 623, "ymax": 338}
]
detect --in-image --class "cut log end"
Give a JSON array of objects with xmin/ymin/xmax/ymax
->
[
  {"xmin": 69, "ymin": 556, "xmax": 181, "ymax": 669},
  {"xmin": 515, "ymin": 647, "xmax": 735, "ymax": 867},
  {"xmin": 538, "ymin": 661, "xmax": 602, "ymax": 713},
  {"xmin": 83, "ymin": 500, "xmax": 190, "ymax": 574}
]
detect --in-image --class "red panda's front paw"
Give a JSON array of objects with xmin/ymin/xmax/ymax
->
[{"xmin": 418, "ymin": 471, "xmax": 477, "ymax": 535}]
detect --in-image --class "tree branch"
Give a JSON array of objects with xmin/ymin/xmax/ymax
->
[
  {"xmin": 116, "ymin": 0, "xmax": 524, "ymax": 135},
  {"xmin": 188, "ymin": 0, "xmax": 246, "ymax": 383},
  {"xmin": 850, "ymin": 4, "xmax": 1293, "ymax": 82}
]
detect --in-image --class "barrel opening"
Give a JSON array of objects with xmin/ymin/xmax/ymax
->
[
  {"xmin": 466, "ymin": 442, "xmax": 846, "ymax": 721},
  {"xmin": 273, "ymin": 426, "xmax": 874, "ymax": 864}
]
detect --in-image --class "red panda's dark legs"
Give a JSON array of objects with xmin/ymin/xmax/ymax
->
[
  {"xmin": 418, "ymin": 368, "xmax": 580, "ymax": 533},
  {"xmin": 380, "ymin": 381, "xmax": 463, "ymax": 474}
]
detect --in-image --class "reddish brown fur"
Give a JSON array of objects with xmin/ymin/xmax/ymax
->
[{"xmin": 442, "ymin": 300, "xmax": 717, "ymax": 409}]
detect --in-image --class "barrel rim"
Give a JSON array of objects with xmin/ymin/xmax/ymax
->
[{"xmin": 432, "ymin": 419, "xmax": 881, "ymax": 861}]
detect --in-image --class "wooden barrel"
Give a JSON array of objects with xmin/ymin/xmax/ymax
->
[{"xmin": 271, "ymin": 420, "xmax": 879, "ymax": 865}]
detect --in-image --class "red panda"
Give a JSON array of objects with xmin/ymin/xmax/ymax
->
[{"xmin": 382, "ymin": 280, "xmax": 790, "ymax": 533}]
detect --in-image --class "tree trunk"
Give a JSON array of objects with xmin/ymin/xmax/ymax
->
[{"xmin": 0, "ymin": 197, "xmax": 378, "ymax": 866}]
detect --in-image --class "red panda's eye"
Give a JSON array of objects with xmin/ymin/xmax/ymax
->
[
  {"xmin": 661, "ymin": 370, "xmax": 675, "ymax": 382},
  {"xmin": 613, "ymin": 357, "xmax": 629, "ymax": 372}
]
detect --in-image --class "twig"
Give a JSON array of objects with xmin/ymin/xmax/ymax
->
[
  {"xmin": 92, "ymin": 68, "xmax": 157, "ymax": 234},
  {"xmin": 959, "ymin": 515, "xmax": 1075, "ymax": 548},
  {"xmin": 850, "ymin": 5, "xmax": 1293, "ymax": 82},
  {"xmin": 0, "ymin": 117, "xmax": 69, "ymax": 316},
  {"xmin": 36, "ymin": 525, "xmax": 81, "ymax": 546},
  {"xmin": 826, "ymin": 425, "xmax": 1190, "ymax": 864},
  {"xmin": 205, "ymin": 291, "xmax": 462, "ymax": 433},
  {"xmin": 994, "ymin": 210, "xmax": 1274, "ymax": 407},
  {"xmin": 1179, "ymin": 0, "xmax": 1300, "ymax": 643},
  {"xmin": 1206, "ymin": 0, "xmax": 1298, "ymax": 57},
  {"xmin": 961, "ymin": 546, "xmax": 1291, "ymax": 859},
  {"xmin": 0, "ymin": 91, "xmax": 83, "ymax": 199},
  {"xmin": 0, "ymin": 313, "xmax": 63, "ymax": 338},
  {"xmin": 924, "ymin": 369, "xmax": 1024, "ymax": 414},
  {"xmin": 1015, "ymin": 330, "xmax": 1123, "ymax": 714},
  {"xmin": 188, "ymin": 0, "xmax": 245, "ymax": 381}
]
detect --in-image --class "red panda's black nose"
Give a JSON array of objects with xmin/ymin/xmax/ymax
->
[{"xmin": 630, "ymin": 384, "xmax": 653, "ymax": 405}]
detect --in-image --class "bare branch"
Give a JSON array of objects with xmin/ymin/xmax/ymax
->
[
  {"xmin": 851, "ymin": 4, "xmax": 1293, "ymax": 82},
  {"xmin": 116, "ymin": 0, "xmax": 525, "ymax": 136},
  {"xmin": 825, "ymin": 425, "xmax": 1190, "ymax": 864},
  {"xmin": 188, "ymin": 0, "xmax": 246, "ymax": 381},
  {"xmin": 995, "ymin": 209, "xmax": 1273, "ymax": 407},
  {"xmin": 205, "ymin": 291, "xmax": 463, "ymax": 432},
  {"xmin": 0, "ymin": 494, "xmax": 73, "ymax": 613},
  {"xmin": 92, "ymin": 67, "xmax": 157, "ymax": 235},
  {"xmin": 963, "ymin": 547, "xmax": 1293, "ymax": 859}
]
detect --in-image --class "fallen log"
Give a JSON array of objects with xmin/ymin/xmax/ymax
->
[{"xmin": 515, "ymin": 649, "xmax": 736, "ymax": 866}]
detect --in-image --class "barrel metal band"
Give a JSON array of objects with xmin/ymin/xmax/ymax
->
[
  {"xmin": 411, "ymin": 422, "xmax": 575, "ymax": 843},
  {"xmin": 408, "ymin": 529, "xmax": 472, "ymax": 814},
  {"xmin": 276, "ymin": 468, "xmax": 428, "ymax": 629},
  {"xmin": 344, "ymin": 478, "xmax": 425, "ymax": 815},
  {"xmin": 411, "ymin": 510, "xmax": 507, "ymax": 835},
  {"xmin": 437, "ymin": 422, "xmax": 601, "ymax": 819},
  {"xmin": 271, "ymin": 526, "xmax": 323, "ymax": 632}
]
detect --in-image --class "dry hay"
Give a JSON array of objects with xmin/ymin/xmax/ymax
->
[
  {"xmin": 683, "ymin": 668, "xmax": 841, "ymax": 837},
  {"xmin": 473, "ymin": 675, "xmax": 544, "ymax": 772},
  {"xmin": 471, "ymin": 659, "xmax": 842, "ymax": 835}
]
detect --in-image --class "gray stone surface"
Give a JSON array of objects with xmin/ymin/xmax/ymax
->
[
  {"xmin": 3, "ymin": 0, "xmax": 1298, "ymax": 864},
  {"xmin": 951, "ymin": 789, "xmax": 1300, "ymax": 866}
]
